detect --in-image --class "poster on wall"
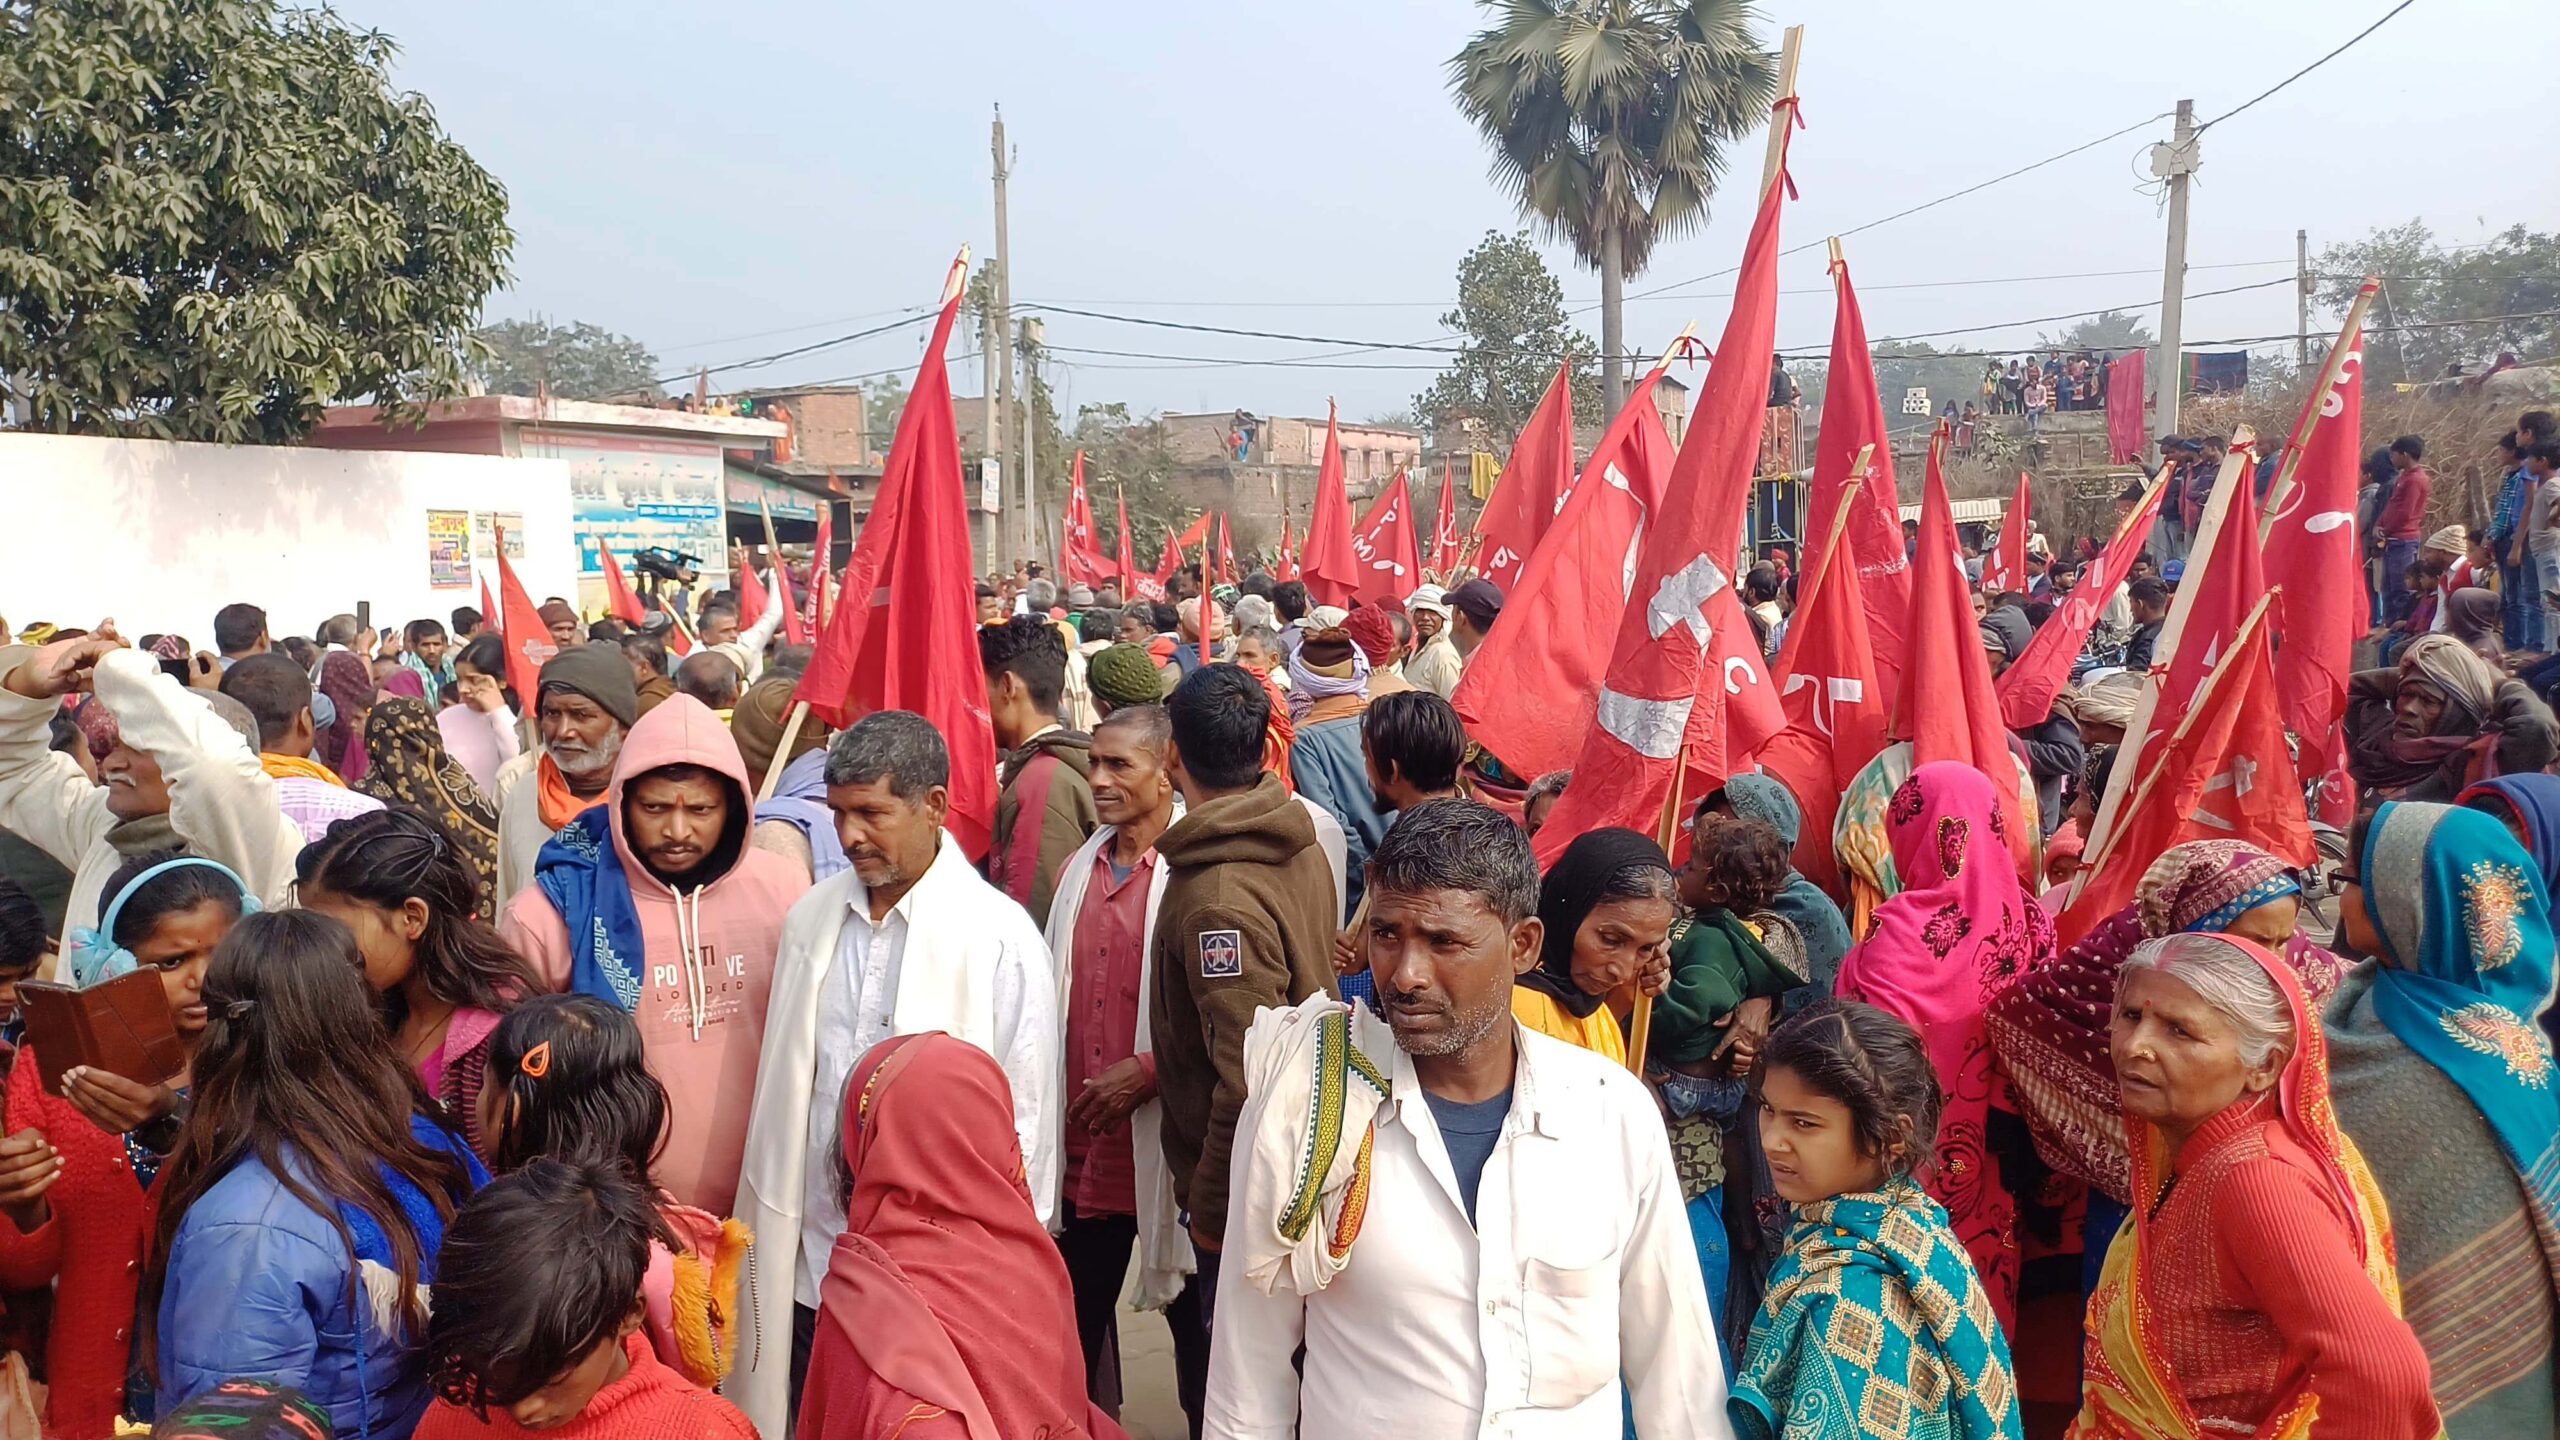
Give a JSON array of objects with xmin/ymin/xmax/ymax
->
[
  {"xmin": 426, "ymin": 510, "xmax": 473, "ymax": 589},
  {"xmin": 520, "ymin": 428, "xmax": 729, "ymax": 586},
  {"xmin": 469, "ymin": 513, "xmax": 527, "ymax": 561}
]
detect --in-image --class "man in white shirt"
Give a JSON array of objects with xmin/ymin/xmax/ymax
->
[
  {"xmin": 729, "ymin": 710, "xmax": 1059, "ymax": 1440},
  {"xmin": 1401, "ymin": 584, "xmax": 1463, "ymax": 700},
  {"xmin": 1209, "ymin": 798, "xmax": 1726, "ymax": 1440}
]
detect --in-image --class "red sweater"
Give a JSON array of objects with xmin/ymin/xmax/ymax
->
[
  {"xmin": 0, "ymin": 1045, "xmax": 156, "ymax": 1440},
  {"xmin": 412, "ymin": 1334, "xmax": 757, "ymax": 1440},
  {"xmin": 2378, "ymin": 464, "xmax": 2433, "ymax": 540}
]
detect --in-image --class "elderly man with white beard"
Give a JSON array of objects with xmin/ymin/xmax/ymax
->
[{"xmin": 493, "ymin": 643, "xmax": 640, "ymax": 902}]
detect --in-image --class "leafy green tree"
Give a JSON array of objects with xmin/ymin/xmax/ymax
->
[
  {"xmin": 1414, "ymin": 230, "xmax": 1598, "ymax": 450},
  {"xmin": 472, "ymin": 319, "xmax": 661, "ymax": 401},
  {"xmin": 866, "ymin": 371, "xmax": 909, "ymax": 450},
  {"xmin": 0, "ymin": 0, "xmax": 513, "ymax": 442},
  {"xmin": 2315, "ymin": 220, "xmax": 2559, "ymax": 388},
  {"xmin": 1070, "ymin": 402, "xmax": 1192, "ymax": 559},
  {"xmin": 2039, "ymin": 310, "xmax": 2153, "ymax": 352},
  {"xmin": 1449, "ymin": 0, "xmax": 1777, "ymax": 416}
]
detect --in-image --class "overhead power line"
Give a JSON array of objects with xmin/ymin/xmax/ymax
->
[
  {"xmin": 650, "ymin": 312, "xmax": 935, "ymax": 387},
  {"xmin": 2196, "ymin": 0, "xmax": 2418, "ymax": 134}
]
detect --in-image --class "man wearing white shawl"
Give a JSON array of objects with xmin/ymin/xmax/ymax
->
[{"xmin": 1206, "ymin": 799, "xmax": 1726, "ymax": 1440}]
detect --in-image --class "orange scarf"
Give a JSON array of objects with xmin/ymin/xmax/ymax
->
[
  {"xmin": 535, "ymin": 753, "xmax": 595, "ymax": 831},
  {"xmin": 260, "ymin": 752, "xmax": 345, "ymax": 788}
]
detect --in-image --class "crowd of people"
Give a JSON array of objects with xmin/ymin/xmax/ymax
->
[{"xmin": 0, "ymin": 401, "xmax": 2550, "ymax": 1440}]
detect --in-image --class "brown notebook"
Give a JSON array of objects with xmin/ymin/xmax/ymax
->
[{"xmin": 16, "ymin": 971, "xmax": 187, "ymax": 1096}]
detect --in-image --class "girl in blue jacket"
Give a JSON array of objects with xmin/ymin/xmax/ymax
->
[{"xmin": 144, "ymin": 908, "xmax": 488, "ymax": 1439}]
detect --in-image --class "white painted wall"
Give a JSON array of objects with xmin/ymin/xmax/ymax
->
[{"xmin": 1, "ymin": 434, "xmax": 577, "ymax": 643}]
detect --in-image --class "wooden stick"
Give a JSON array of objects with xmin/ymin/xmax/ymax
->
[
  {"xmin": 1758, "ymin": 27, "xmax": 1806, "ymax": 202},
  {"xmin": 1626, "ymin": 763, "xmax": 1692, "ymax": 1075},
  {"xmin": 2259, "ymin": 276, "xmax": 2381, "ymax": 542},
  {"xmin": 756, "ymin": 700, "xmax": 810, "ymax": 804}
]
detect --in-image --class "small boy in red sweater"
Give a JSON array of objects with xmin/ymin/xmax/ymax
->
[{"xmin": 416, "ymin": 1159, "xmax": 756, "ymax": 1439}]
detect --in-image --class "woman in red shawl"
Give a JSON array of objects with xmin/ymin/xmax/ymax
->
[
  {"xmin": 1833, "ymin": 760, "xmax": 2054, "ymax": 1331},
  {"xmin": 797, "ymin": 1033, "xmax": 1125, "ymax": 1440}
]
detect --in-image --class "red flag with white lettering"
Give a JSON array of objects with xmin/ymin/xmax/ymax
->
[
  {"xmin": 1758, "ymin": 494, "xmax": 1886, "ymax": 896},
  {"xmin": 1996, "ymin": 474, "xmax": 2166, "ymax": 729},
  {"xmin": 1895, "ymin": 431, "xmax": 2026, "ymax": 851},
  {"xmin": 2060, "ymin": 599, "xmax": 2308, "ymax": 942},
  {"xmin": 1475, "ymin": 363, "xmax": 1576, "ymax": 593},
  {"xmin": 2263, "ymin": 280, "xmax": 2376, "ymax": 826},
  {"xmin": 792, "ymin": 249, "xmax": 998, "ymax": 859},
  {"xmin": 1801, "ymin": 253, "xmax": 1911, "ymax": 692},
  {"xmin": 491, "ymin": 530, "xmax": 558, "ymax": 707},
  {"xmin": 1301, "ymin": 402, "xmax": 1362, "ymax": 607},
  {"xmin": 1429, "ymin": 460, "xmax": 1460, "ymax": 575},
  {"xmin": 1531, "ymin": 100, "xmax": 1796, "ymax": 863},
  {"xmin": 1349, "ymin": 472, "xmax": 1423, "ymax": 603},
  {"xmin": 1980, "ymin": 472, "xmax": 2033, "ymax": 594},
  {"xmin": 1455, "ymin": 368, "xmax": 1676, "ymax": 782},
  {"xmin": 1061, "ymin": 451, "xmax": 1113, "ymax": 585}
]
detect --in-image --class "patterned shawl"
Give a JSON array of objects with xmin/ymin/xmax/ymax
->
[
  {"xmin": 2359, "ymin": 803, "xmax": 2560, "ymax": 1262},
  {"xmin": 2456, "ymin": 774, "xmax": 2560, "ymax": 894},
  {"xmin": 531, "ymin": 806, "xmax": 647, "ymax": 1011},
  {"xmin": 2074, "ymin": 936, "xmax": 2408, "ymax": 1440},
  {"xmin": 1985, "ymin": 839, "xmax": 2346, "ymax": 1201},
  {"xmin": 357, "ymin": 697, "xmax": 501, "ymax": 919},
  {"xmin": 1835, "ymin": 762, "xmax": 2056, "ymax": 1330},
  {"xmin": 315, "ymin": 649, "xmax": 376, "ymax": 785},
  {"xmin": 1834, "ymin": 743, "xmax": 2043, "ymax": 936},
  {"xmin": 1730, "ymin": 1179, "xmax": 2022, "ymax": 1440}
]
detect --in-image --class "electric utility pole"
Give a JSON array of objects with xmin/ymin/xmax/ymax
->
[
  {"xmin": 2151, "ymin": 99, "xmax": 2197, "ymax": 449},
  {"xmin": 992, "ymin": 107, "xmax": 1020, "ymax": 565},
  {"xmin": 2296, "ymin": 228, "xmax": 2313, "ymax": 369}
]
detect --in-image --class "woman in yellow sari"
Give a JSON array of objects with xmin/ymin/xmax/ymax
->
[
  {"xmin": 2073, "ymin": 932, "xmax": 2440, "ymax": 1439},
  {"xmin": 1509, "ymin": 827, "xmax": 1676, "ymax": 1065}
]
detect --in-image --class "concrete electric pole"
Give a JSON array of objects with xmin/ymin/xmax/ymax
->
[
  {"xmin": 991, "ymin": 107, "xmax": 1020, "ymax": 566},
  {"xmin": 2296, "ymin": 228, "xmax": 2313, "ymax": 369},
  {"xmin": 1021, "ymin": 315, "xmax": 1043, "ymax": 570},
  {"xmin": 2150, "ymin": 99, "xmax": 2197, "ymax": 450}
]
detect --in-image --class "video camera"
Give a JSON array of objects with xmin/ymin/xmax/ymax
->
[{"xmin": 632, "ymin": 547, "xmax": 701, "ymax": 586}]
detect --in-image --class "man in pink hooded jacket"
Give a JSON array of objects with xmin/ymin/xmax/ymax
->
[{"xmin": 502, "ymin": 688, "xmax": 811, "ymax": 1215}]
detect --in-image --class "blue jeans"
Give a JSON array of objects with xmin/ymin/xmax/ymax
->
[
  {"xmin": 2503, "ymin": 561, "xmax": 2531, "ymax": 648},
  {"xmin": 2382, "ymin": 539, "xmax": 2420, "ymax": 624}
]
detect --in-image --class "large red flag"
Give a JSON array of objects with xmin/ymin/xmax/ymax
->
[
  {"xmin": 1758, "ymin": 492, "xmax": 1887, "ymax": 896},
  {"xmin": 1980, "ymin": 472, "xmax": 2033, "ymax": 594},
  {"xmin": 1474, "ymin": 363, "xmax": 1577, "ymax": 593},
  {"xmin": 2105, "ymin": 350, "xmax": 2149, "ymax": 464},
  {"xmin": 1896, "ymin": 430, "xmax": 2026, "ymax": 851},
  {"xmin": 1300, "ymin": 402, "xmax": 1361, "ymax": 607},
  {"xmin": 1061, "ymin": 451, "xmax": 1112, "ymax": 585},
  {"xmin": 491, "ymin": 528, "xmax": 558, "ymax": 707},
  {"xmin": 1114, "ymin": 490, "xmax": 1139, "ymax": 597},
  {"xmin": 1532, "ymin": 98, "xmax": 1796, "ymax": 864},
  {"xmin": 1996, "ymin": 471, "xmax": 2167, "ymax": 729},
  {"xmin": 1455, "ymin": 367, "xmax": 1677, "ymax": 782},
  {"xmin": 2060, "ymin": 598, "xmax": 2309, "ymax": 941},
  {"xmin": 1349, "ymin": 471, "xmax": 1423, "ymax": 602},
  {"xmin": 2156, "ymin": 459, "xmax": 2266, "ymax": 740},
  {"xmin": 792, "ymin": 249, "xmax": 998, "ymax": 859},
  {"xmin": 596, "ymin": 540, "xmax": 648, "ymax": 625},
  {"xmin": 2263, "ymin": 279, "xmax": 2378, "ymax": 826},
  {"xmin": 1429, "ymin": 460, "xmax": 1461, "ymax": 575},
  {"xmin": 1801, "ymin": 252, "xmax": 1911, "ymax": 691}
]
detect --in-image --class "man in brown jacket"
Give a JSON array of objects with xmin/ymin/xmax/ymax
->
[
  {"xmin": 1151, "ymin": 662, "xmax": 1338, "ymax": 1363},
  {"xmin": 981, "ymin": 615, "xmax": 1098, "ymax": 920}
]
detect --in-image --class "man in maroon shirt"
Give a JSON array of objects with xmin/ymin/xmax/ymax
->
[
  {"xmin": 1037, "ymin": 703, "xmax": 1199, "ymax": 1429},
  {"xmin": 2377, "ymin": 434, "xmax": 2433, "ymax": 624}
]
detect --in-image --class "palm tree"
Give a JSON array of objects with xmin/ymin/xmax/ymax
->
[{"xmin": 1450, "ymin": 0, "xmax": 1777, "ymax": 417}]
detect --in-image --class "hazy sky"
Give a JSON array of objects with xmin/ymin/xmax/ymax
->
[{"xmin": 338, "ymin": 0, "xmax": 2555, "ymax": 423}]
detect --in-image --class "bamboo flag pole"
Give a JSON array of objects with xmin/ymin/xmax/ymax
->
[
  {"xmin": 1788, "ymin": 443, "xmax": 1873, "ymax": 631},
  {"xmin": 2259, "ymin": 275, "xmax": 2381, "ymax": 543},
  {"xmin": 1626, "ymin": 23, "xmax": 1802, "ymax": 1079}
]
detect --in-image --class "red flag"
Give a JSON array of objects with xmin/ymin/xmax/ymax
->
[
  {"xmin": 2060, "ymin": 599, "xmax": 2308, "ymax": 941},
  {"xmin": 792, "ymin": 249, "xmax": 998, "ymax": 859},
  {"xmin": 1758, "ymin": 492, "xmax": 1888, "ymax": 896},
  {"xmin": 1979, "ymin": 472, "xmax": 2033, "ymax": 594},
  {"xmin": 2155, "ymin": 460, "xmax": 2267, "ymax": 741},
  {"xmin": 1996, "ymin": 473, "xmax": 2166, "ymax": 728},
  {"xmin": 491, "ymin": 528, "xmax": 558, "ymax": 707},
  {"xmin": 811, "ymin": 504, "xmax": 835, "ymax": 630},
  {"xmin": 1275, "ymin": 517, "xmax": 1299, "ymax": 582},
  {"xmin": 1474, "ymin": 362, "xmax": 1577, "ymax": 594},
  {"xmin": 1200, "ymin": 514, "xmax": 1232, "ymax": 666},
  {"xmin": 1895, "ymin": 431, "xmax": 2026, "ymax": 851},
  {"xmin": 734, "ymin": 549, "xmax": 769, "ymax": 629},
  {"xmin": 1801, "ymin": 253, "xmax": 1911, "ymax": 692},
  {"xmin": 2105, "ymin": 350, "xmax": 2149, "ymax": 464},
  {"xmin": 1532, "ymin": 99, "xmax": 1796, "ymax": 863},
  {"xmin": 1455, "ymin": 367, "xmax": 1676, "ymax": 782},
  {"xmin": 1114, "ymin": 490, "xmax": 1139, "ymax": 598},
  {"xmin": 1061, "ymin": 451, "xmax": 1113, "ymax": 585},
  {"xmin": 596, "ymin": 541, "xmax": 647, "ymax": 626},
  {"xmin": 2263, "ymin": 279, "xmax": 2377, "ymax": 826},
  {"xmin": 1217, "ymin": 513, "xmax": 1236, "ymax": 585},
  {"xmin": 479, "ymin": 574, "xmax": 500, "ymax": 640},
  {"xmin": 1300, "ymin": 401, "xmax": 1362, "ymax": 607},
  {"xmin": 1148, "ymin": 527, "xmax": 1185, "ymax": 600},
  {"xmin": 1348, "ymin": 471, "xmax": 1423, "ymax": 602},
  {"xmin": 1429, "ymin": 460, "xmax": 1461, "ymax": 574},
  {"xmin": 770, "ymin": 541, "xmax": 808, "ymax": 647}
]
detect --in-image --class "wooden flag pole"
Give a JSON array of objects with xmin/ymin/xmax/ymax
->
[
  {"xmin": 1626, "ymin": 763, "xmax": 1690, "ymax": 1076},
  {"xmin": 756, "ymin": 702, "xmax": 810, "ymax": 804},
  {"xmin": 1787, "ymin": 443, "xmax": 1872, "ymax": 636}
]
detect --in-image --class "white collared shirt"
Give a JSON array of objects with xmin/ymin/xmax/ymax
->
[
  {"xmin": 793, "ymin": 875, "xmax": 1050, "ymax": 1306},
  {"xmin": 1206, "ymin": 1024, "xmax": 1730, "ymax": 1439}
]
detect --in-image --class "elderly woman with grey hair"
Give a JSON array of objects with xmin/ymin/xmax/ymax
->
[{"xmin": 2073, "ymin": 931, "xmax": 2438, "ymax": 1436}]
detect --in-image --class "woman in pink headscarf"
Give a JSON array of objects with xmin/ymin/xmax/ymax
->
[
  {"xmin": 314, "ymin": 650, "xmax": 376, "ymax": 786},
  {"xmin": 1833, "ymin": 760, "xmax": 2054, "ymax": 1331}
]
